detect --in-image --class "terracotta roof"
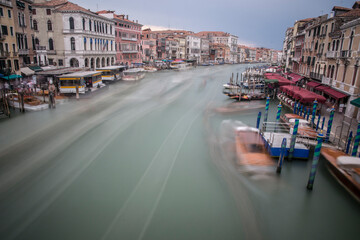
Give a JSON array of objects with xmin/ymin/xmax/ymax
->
[
  {"xmin": 332, "ymin": 6, "xmax": 352, "ymax": 11},
  {"xmin": 298, "ymin": 17, "xmax": 315, "ymax": 22},
  {"xmin": 339, "ymin": 8, "xmax": 360, "ymax": 17},
  {"xmin": 33, "ymin": 0, "xmax": 68, "ymax": 7},
  {"xmin": 197, "ymin": 31, "xmax": 229, "ymax": 37},
  {"xmin": 96, "ymin": 10, "xmax": 114, "ymax": 14},
  {"xmin": 56, "ymin": 1, "xmax": 92, "ymax": 13}
]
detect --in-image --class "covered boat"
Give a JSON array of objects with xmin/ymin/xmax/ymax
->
[
  {"xmin": 122, "ymin": 68, "xmax": 145, "ymax": 81},
  {"xmin": 321, "ymin": 148, "xmax": 360, "ymax": 202}
]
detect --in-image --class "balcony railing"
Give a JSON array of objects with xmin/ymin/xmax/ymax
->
[
  {"xmin": 310, "ymin": 72, "xmax": 323, "ymax": 81},
  {"xmin": 48, "ymin": 50, "xmax": 57, "ymax": 55},
  {"xmin": 122, "ymin": 50, "xmax": 138, "ymax": 53},
  {"xmin": 18, "ymin": 49, "xmax": 29, "ymax": 55},
  {"xmin": 0, "ymin": 33, "xmax": 5, "ymax": 41},
  {"xmin": 121, "ymin": 37, "xmax": 138, "ymax": 41},
  {"xmin": 340, "ymin": 50, "xmax": 351, "ymax": 58},
  {"xmin": 36, "ymin": 46, "xmax": 46, "ymax": 50},
  {"xmin": 0, "ymin": 0, "xmax": 12, "ymax": 7},
  {"xmin": 0, "ymin": 51, "xmax": 10, "ymax": 58},
  {"xmin": 326, "ymin": 51, "xmax": 337, "ymax": 58}
]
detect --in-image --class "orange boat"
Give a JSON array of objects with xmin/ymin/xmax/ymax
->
[
  {"xmin": 321, "ymin": 147, "xmax": 360, "ymax": 202},
  {"xmin": 235, "ymin": 126, "xmax": 274, "ymax": 172}
]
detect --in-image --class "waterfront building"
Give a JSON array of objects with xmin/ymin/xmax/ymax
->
[
  {"xmin": 209, "ymin": 43, "xmax": 230, "ymax": 63},
  {"xmin": 185, "ymin": 35, "xmax": 201, "ymax": 63},
  {"xmin": 282, "ymin": 27, "xmax": 293, "ymax": 70},
  {"xmin": 197, "ymin": 31, "xmax": 238, "ymax": 63},
  {"xmin": 165, "ymin": 37, "xmax": 179, "ymax": 60},
  {"xmin": 33, "ymin": 0, "xmax": 116, "ymax": 69},
  {"xmin": 237, "ymin": 45, "xmax": 247, "ymax": 63},
  {"xmin": 173, "ymin": 36, "xmax": 186, "ymax": 59},
  {"xmin": 0, "ymin": 0, "xmax": 20, "ymax": 75},
  {"xmin": 141, "ymin": 28, "xmax": 157, "ymax": 62},
  {"xmin": 12, "ymin": 0, "xmax": 35, "ymax": 67},
  {"xmin": 98, "ymin": 10, "xmax": 142, "ymax": 66},
  {"xmin": 200, "ymin": 38, "xmax": 209, "ymax": 63}
]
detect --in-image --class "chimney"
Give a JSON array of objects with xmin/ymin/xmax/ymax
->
[{"xmin": 126, "ymin": 15, "xmax": 129, "ymax": 20}]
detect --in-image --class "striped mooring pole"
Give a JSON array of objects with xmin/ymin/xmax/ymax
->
[
  {"xmin": 293, "ymin": 101, "xmax": 297, "ymax": 114},
  {"xmin": 306, "ymin": 108, "xmax": 311, "ymax": 121},
  {"xmin": 297, "ymin": 103, "xmax": 301, "ymax": 115},
  {"xmin": 256, "ymin": 111, "xmax": 262, "ymax": 129},
  {"xmin": 311, "ymin": 99, "xmax": 318, "ymax": 125},
  {"xmin": 303, "ymin": 107, "xmax": 307, "ymax": 118},
  {"xmin": 275, "ymin": 102, "xmax": 282, "ymax": 131},
  {"xmin": 288, "ymin": 118, "xmax": 299, "ymax": 160},
  {"xmin": 277, "ymin": 138, "xmax": 287, "ymax": 173},
  {"xmin": 346, "ymin": 131, "xmax": 353, "ymax": 155},
  {"xmin": 325, "ymin": 107, "xmax": 335, "ymax": 142},
  {"xmin": 307, "ymin": 132, "xmax": 325, "ymax": 190},
  {"xmin": 321, "ymin": 116, "xmax": 326, "ymax": 130},
  {"xmin": 316, "ymin": 113, "xmax": 321, "ymax": 131},
  {"xmin": 300, "ymin": 104, "xmax": 303, "ymax": 116},
  {"xmin": 351, "ymin": 122, "xmax": 360, "ymax": 156},
  {"xmin": 263, "ymin": 96, "xmax": 270, "ymax": 130}
]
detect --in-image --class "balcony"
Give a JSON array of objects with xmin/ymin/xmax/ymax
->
[
  {"xmin": 122, "ymin": 50, "xmax": 138, "ymax": 53},
  {"xmin": 121, "ymin": 37, "xmax": 138, "ymax": 41},
  {"xmin": 0, "ymin": 33, "xmax": 5, "ymax": 41},
  {"xmin": 293, "ymin": 57, "xmax": 300, "ymax": 62},
  {"xmin": 310, "ymin": 72, "xmax": 323, "ymax": 81},
  {"xmin": 329, "ymin": 31, "xmax": 341, "ymax": 39},
  {"xmin": 326, "ymin": 51, "xmax": 337, "ymax": 58},
  {"xmin": 340, "ymin": 50, "xmax": 351, "ymax": 58},
  {"xmin": 0, "ymin": 51, "xmax": 10, "ymax": 58},
  {"xmin": 48, "ymin": 50, "xmax": 56, "ymax": 55},
  {"xmin": 18, "ymin": 49, "xmax": 29, "ymax": 55},
  {"xmin": 0, "ymin": 0, "xmax": 12, "ymax": 7},
  {"xmin": 322, "ymin": 76, "xmax": 331, "ymax": 85},
  {"xmin": 316, "ymin": 53, "xmax": 323, "ymax": 58}
]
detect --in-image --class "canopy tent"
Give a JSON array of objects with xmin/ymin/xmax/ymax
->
[
  {"xmin": 322, "ymin": 88, "xmax": 348, "ymax": 100},
  {"xmin": 314, "ymin": 84, "xmax": 331, "ymax": 91},
  {"xmin": 29, "ymin": 66, "xmax": 43, "ymax": 72},
  {"xmin": 0, "ymin": 74, "xmax": 23, "ymax": 80},
  {"xmin": 306, "ymin": 81, "xmax": 321, "ymax": 88},
  {"xmin": 280, "ymin": 85, "xmax": 326, "ymax": 103},
  {"xmin": 264, "ymin": 73, "xmax": 292, "ymax": 86},
  {"xmin": 350, "ymin": 97, "xmax": 360, "ymax": 108},
  {"xmin": 20, "ymin": 67, "xmax": 35, "ymax": 76}
]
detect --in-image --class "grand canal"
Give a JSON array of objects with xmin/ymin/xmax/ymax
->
[{"xmin": 0, "ymin": 64, "xmax": 359, "ymax": 240}]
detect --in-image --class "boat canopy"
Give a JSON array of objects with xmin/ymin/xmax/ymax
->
[{"xmin": 337, "ymin": 156, "xmax": 360, "ymax": 168}]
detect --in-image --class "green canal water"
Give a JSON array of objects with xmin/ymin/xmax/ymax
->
[{"xmin": 0, "ymin": 64, "xmax": 359, "ymax": 240}]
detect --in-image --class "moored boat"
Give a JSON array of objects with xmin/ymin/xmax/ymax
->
[
  {"xmin": 235, "ymin": 126, "xmax": 275, "ymax": 172},
  {"xmin": 122, "ymin": 68, "xmax": 145, "ymax": 81},
  {"xmin": 321, "ymin": 147, "xmax": 360, "ymax": 202}
]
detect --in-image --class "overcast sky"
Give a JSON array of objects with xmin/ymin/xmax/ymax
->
[{"xmin": 74, "ymin": 0, "xmax": 355, "ymax": 50}]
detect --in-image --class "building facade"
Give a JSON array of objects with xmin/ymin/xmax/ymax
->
[
  {"xmin": 0, "ymin": 0, "xmax": 20, "ymax": 75},
  {"xmin": 33, "ymin": 0, "xmax": 116, "ymax": 69},
  {"xmin": 12, "ymin": 0, "xmax": 35, "ymax": 67},
  {"xmin": 98, "ymin": 10, "xmax": 142, "ymax": 66}
]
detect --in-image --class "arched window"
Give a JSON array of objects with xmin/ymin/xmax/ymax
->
[
  {"xmin": 82, "ymin": 18, "xmax": 86, "ymax": 30},
  {"xmin": 70, "ymin": 37, "xmax": 75, "ymax": 51},
  {"xmin": 84, "ymin": 37, "xmax": 86, "ymax": 50},
  {"xmin": 69, "ymin": 17, "xmax": 74, "ymax": 30},
  {"xmin": 49, "ymin": 38, "xmax": 54, "ymax": 50},
  {"xmin": 349, "ymin": 31, "xmax": 354, "ymax": 51},
  {"xmin": 47, "ymin": 20, "xmax": 52, "ymax": 31},
  {"xmin": 33, "ymin": 20, "xmax": 38, "ymax": 31},
  {"xmin": 89, "ymin": 19, "xmax": 92, "ymax": 31}
]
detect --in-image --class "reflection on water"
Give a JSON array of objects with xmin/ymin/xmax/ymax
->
[{"xmin": 0, "ymin": 64, "xmax": 360, "ymax": 240}]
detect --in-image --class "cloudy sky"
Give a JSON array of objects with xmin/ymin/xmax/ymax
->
[{"xmin": 74, "ymin": 0, "xmax": 355, "ymax": 50}]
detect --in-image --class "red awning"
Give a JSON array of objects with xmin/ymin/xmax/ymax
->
[
  {"xmin": 314, "ymin": 85, "xmax": 331, "ymax": 91},
  {"xmin": 291, "ymin": 88, "xmax": 326, "ymax": 104},
  {"xmin": 306, "ymin": 81, "xmax": 321, "ymax": 88},
  {"xmin": 322, "ymin": 88, "xmax": 348, "ymax": 100}
]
